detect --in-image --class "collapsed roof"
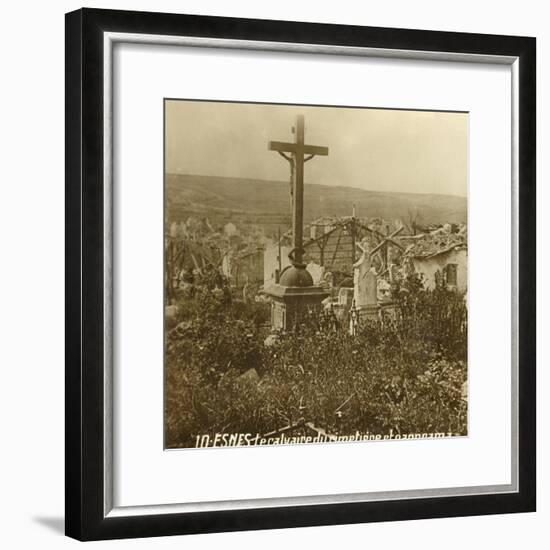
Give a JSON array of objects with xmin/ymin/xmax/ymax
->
[{"xmin": 402, "ymin": 228, "xmax": 467, "ymax": 259}]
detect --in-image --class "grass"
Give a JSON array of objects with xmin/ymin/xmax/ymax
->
[{"xmin": 165, "ymin": 270, "xmax": 467, "ymax": 449}]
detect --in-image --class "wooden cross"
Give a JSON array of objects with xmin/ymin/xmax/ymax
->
[
  {"xmin": 369, "ymin": 225, "xmax": 405, "ymax": 271},
  {"xmin": 269, "ymin": 114, "xmax": 328, "ymax": 266}
]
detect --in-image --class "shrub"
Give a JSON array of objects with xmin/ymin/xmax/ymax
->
[{"xmin": 165, "ymin": 271, "xmax": 468, "ymax": 448}]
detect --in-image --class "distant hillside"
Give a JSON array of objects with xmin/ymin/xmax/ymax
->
[{"xmin": 166, "ymin": 174, "xmax": 467, "ymax": 235}]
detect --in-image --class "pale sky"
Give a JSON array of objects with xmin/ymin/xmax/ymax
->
[{"xmin": 165, "ymin": 100, "xmax": 468, "ymax": 197}]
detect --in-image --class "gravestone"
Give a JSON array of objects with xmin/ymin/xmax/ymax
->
[
  {"xmin": 351, "ymin": 241, "xmax": 381, "ymax": 328},
  {"xmin": 353, "ymin": 244, "xmax": 377, "ymax": 308},
  {"xmin": 307, "ymin": 261, "xmax": 325, "ymax": 285}
]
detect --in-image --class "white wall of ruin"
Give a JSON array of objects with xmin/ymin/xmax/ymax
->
[{"xmin": 412, "ymin": 249, "xmax": 468, "ymax": 292}]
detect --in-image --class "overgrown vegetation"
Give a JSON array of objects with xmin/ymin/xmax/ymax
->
[{"xmin": 165, "ymin": 268, "xmax": 467, "ymax": 449}]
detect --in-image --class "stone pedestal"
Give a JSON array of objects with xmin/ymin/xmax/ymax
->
[{"xmin": 264, "ymin": 265, "xmax": 328, "ymax": 332}]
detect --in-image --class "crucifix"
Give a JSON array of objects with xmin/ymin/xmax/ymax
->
[{"xmin": 269, "ymin": 114, "xmax": 329, "ymax": 267}]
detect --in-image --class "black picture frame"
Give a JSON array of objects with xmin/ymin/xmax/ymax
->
[{"xmin": 65, "ymin": 7, "xmax": 536, "ymax": 541}]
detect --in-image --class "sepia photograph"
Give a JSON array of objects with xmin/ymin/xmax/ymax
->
[{"xmin": 164, "ymin": 99, "xmax": 468, "ymax": 450}]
